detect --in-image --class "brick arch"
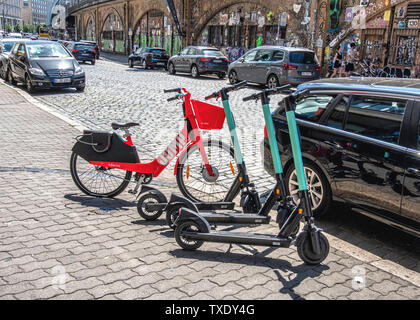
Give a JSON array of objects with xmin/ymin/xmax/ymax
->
[
  {"xmin": 131, "ymin": 3, "xmax": 170, "ymax": 31},
  {"xmin": 100, "ymin": 7, "xmax": 125, "ymax": 33},
  {"xmin": 83, "ymin": 12, "xmax": 96, "ymax": 39},
  {"xmin": 192, "ymin": 0, "xmax": 299, "ymax": 43}
]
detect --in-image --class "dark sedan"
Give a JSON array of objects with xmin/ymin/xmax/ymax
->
[
  {"xmin": 262, "ymin": 78, "xmax": 420, "ymax": 236},
  {"xmin": 167, "ymin": 46, "xmax": 228, "ymax": 79},
  {"xmin": 0, "ymin": 38, "xmax": 30, "ymax": 79},
  {"xmin": 128, "ymin": 47, "xmax": 169, "ymax": 70},
  {"xmin": 7, "ymin": 40, "xmax": 86, "ymax": 92},
  {"xmin": 66, "ymin": 42, "xmax": 96, "ymax": 65}
]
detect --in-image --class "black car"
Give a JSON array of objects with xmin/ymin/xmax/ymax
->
[
  {"xmin": 6, "ymin": 40, "xmax": 86, "ymax": 92},
  {"xmin": 263, "ymin": 78, "xmax": 420, "ymax": 236},
  {"xmin": 128, "ymin": 47, "xmax": 169, "ymax": 69},
  {"xmin": 0, "ymin": 38, "xmax": 30, "ymax": 79},
  {"xmin": 167, "ymin": 46, "xmax": 229, "ymax": 79},
  {"xmin": 80, "ymin": 40, "xmax": 100, "ymax": 59},
  {"xmin": 66, "ymin": 42, "xmax": 96, "ymax": 65}
]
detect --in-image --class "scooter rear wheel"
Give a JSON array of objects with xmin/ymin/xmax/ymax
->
[
  {"xmin": 297, "ymin": 232, "xmax": 329, "ymax": 265},
  {"xmin": 175, "ymin": 221, "xmax": 204, "ymax": 250},
  {"xmin": 137, "ymin": 192, "xmax": 166, "ymax": 220}
]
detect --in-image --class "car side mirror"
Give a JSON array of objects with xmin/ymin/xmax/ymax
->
[
  {"xmin": 177, "ymin": 52, "xmax": 181, "ymax": 56},
  {"xmin": 19, "ymin": 55, "xmax": 25, "ymax": 62},
  {"xmin": 239, "ymin": 58, "xmax": 245, "ymax": 63}
]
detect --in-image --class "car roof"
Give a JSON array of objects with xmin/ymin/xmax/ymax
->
[
  {"xmin": 19, "ymin": 40, "xmax": 58, "ymax": 45},
  {"xmin": 299, "ymin": 77, "xmax": 420, "ymax": 97},
  {"xmin": 187, "ymin": 46, "xmax": 221, "ymax": 50},
  {"xmin": 141, "ymin": 47, "xmax": 165, "ymax": 50},
  {"xmin": 1, "ymin": 38, "xmax": 31, "ymax": 42},
  {"xmin": 250, "ymin": 45, "xmax": 314, "ymax": 52}
]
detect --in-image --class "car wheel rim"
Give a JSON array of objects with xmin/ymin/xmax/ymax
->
[
  {"xmin": 26, "ymin": 79, "xmax": 31, "ymax": 91},
  {"xmin": 288, "ymin": 167, "xmax": 323, "ymax": 210},
  {"xmin": 169, "ymin": 64, "xmax": 174, "ymax": 73},
  {"xmin": 268, "ymin": 77, "xmax": 278, "ymax": 88},
  {"xmin": 192, "ymin": 67, "xmax": 197, "ymax": 77},
  {"xmin": 229, "ymin": 72, "xmax": 237, "ymax": 83}
]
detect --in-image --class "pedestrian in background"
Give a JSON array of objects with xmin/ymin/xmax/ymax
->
[
  {"xmin": 330, "ymin": 46, "xmax": 343, "ymax": 78},
  {"xmin": 345, "ymin": 42, "xmax": 358, "ymax": 77}
]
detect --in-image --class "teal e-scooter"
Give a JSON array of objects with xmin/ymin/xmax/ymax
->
[{"xmin": 173, "ymin": 87, "xmax": 330, "ymax": 265}]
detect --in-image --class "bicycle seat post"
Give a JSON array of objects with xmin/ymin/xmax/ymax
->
[{"xmin": 123, "ymin": 128, "xmax": 131, "ymax": 139}]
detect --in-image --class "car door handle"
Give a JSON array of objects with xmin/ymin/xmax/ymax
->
[
  {"xmin": 407, "ymin": 168, "xmax": 420, "ymax": 176},
  {"xmin": 323, "ymin": 141, "xmax": 343, "ymax": 150}
]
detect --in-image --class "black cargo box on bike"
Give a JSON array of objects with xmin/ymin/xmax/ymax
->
[{"xmin": 72, "ymin": 130, "xmax": 140, "ymax": 164}]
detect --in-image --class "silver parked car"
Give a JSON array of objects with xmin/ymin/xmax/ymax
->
[{"xmin": 228, "ymin": 46, "xmax": 321, "ymax": 88}]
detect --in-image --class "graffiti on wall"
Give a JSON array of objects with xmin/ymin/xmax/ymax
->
[{"xmin": 395, "ymin": 36, "xmax": 417, "ymax": 66}]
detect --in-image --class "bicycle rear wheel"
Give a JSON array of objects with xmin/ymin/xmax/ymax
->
[
  {"xmin": 176, "ymin": 140, "xmax": 239, "ymax": 203},
  {"xmin": 70, "ymin": 152, "xmax": 132, "ymax": 197}
]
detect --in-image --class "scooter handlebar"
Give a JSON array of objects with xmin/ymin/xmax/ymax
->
[
  {"xmin": 242, "ymin": 84, "xmax": 292, "ymax": 102},
  {"xmin": 205, "ymin": 81, "xmax": 248, "ymax": 101},
  {"xmin": 163, "ymin": 88, "xmax": 182, "ymax": 94}
]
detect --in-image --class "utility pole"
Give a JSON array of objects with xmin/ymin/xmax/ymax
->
[{"xmin": 185, "ymin": 0, "xmax": 190, "ymax": 45}]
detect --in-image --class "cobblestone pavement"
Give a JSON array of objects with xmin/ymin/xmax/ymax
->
[{"xmin": 0, "ymin": 61, "xmax": 419, "ymax": 300}]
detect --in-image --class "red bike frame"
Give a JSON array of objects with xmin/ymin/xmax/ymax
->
[{"xmin": 89, "ymin": 89, "xmax": 216, "ymax": 178}]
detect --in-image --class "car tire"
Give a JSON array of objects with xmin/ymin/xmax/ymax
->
[
  {"xmin": 285, "ymin": 160, "xmax": 332, "ymax": 218},
  {"xmin": 128, "ymin": 59, "xmax": 134, "ymax": 68},
  {"xmin": 7, "ymin": 69, "xmax": 16, "ymax": 85},
  {"xmin": 142, "ymin": 59, "xmax": 147, "ymax": 69},
  {"xmin": 267, "ymin": 74, "xmax": 279, "ymax": 89},
  {"xmin": 91, "ymin": 60, "xmax": 95, "ymax": 65},
  {"xmin": 218, "ymin": 72, "xmax": 226, "ymax": 79},
  {"xmin": 76, "ymin": 86, "xmax": 85, "ymax": 92},
  {"xmin": 228, "ymin": 70, "xmax": 238, "ymax": 84},
  {"xmin": 25, "ymin": 74, "xmax": 34, "ymax": 93},
  {"xmin": 168, "ymin": 62, "xmax": 176, "ymax": 75},
  {"xmin": 191, "ymin": 65, "xmax": 199, "ymax": 78}
]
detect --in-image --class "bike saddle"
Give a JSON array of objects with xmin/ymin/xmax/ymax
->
[{"xmin": 111, "ymin": 122, "xmax": 140, "ymax": 130}]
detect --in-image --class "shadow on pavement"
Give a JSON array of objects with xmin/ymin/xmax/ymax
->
[
  {"xmin": 170, "ymin": 248, "xmax": 329, "ymax": 300},
  {"xmin": 317, "ymin": 200, "xmax": 420, "ymax": 273},
  {"xmin": 64, "ymin": 193, "xmax": 136, "ymax": 212}
]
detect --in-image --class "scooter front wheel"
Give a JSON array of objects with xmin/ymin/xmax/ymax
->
[
  {"xmin": 137, "ymin": 192, "xmax": 166, "ymax": 220},
  {"xmin": 166, "ymin": 204, "xmax": 183, "ymax": 229},
  {"xmin": 297, "ymin": 232, "xmax": 329, "ymax": 265},
  {"xmin": 175, "ymin": 221, "xmax": 204, "ymax": 250}
]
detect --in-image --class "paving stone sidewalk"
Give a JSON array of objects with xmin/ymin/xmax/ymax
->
[{"xmin": 0, "ymin": 82, "xmax": 419, "ymax": 300}]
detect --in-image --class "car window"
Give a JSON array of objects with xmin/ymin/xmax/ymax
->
[
  {"xmin": 344, "ymin": 96, "xmax": 406, "ymax": 144},
  {"xmin": 326, "ymin": 96, "xmax": 349, "ymax": 129},
  {"xmin": 187, "ymin": 48, "xmax": 198, "ymax": 55},
  {"xmin": 255, "ymin": 50, "xmax": 273, "ymax": 61},
  {"xmin": 1, "ymin": 41, "xmax": 15, "ymax": 53},
  {"xmin": 272, "ymin": 51, "xmax": 284, "ymax": 61},
  {"xmin": 17, "ymin": 44, "xmax": 25, "ymax": 56},
  {"xmin": 180, "ymin": 47, "xmax": 189, "ymax": 55},
  {"xmin": 75, "ymin": 44, "xmax": 94, "ymax": 51},
  {"xmin": 11, "ymin": 44, "xmax": 19, "ymax": 55},
  {"xmin": 289, "ymin": 51, "xmax": 317, "ymax": 64},
  {"xmin": 203, "ymin": 49, "xmax": 224, "ymax": 57},
  {"xmin": 134, "ymin": 48, "xmax": 142, "ymax": 54},
  {"xmin": 242, "ymin": 50, "xmax": 258, "ymax": 62},
  {"xmin": 295, "ymin": 95, "xmax": 335, "ymax": 122},
  {"xmin": 151, "ymin": 49, "xmax": 166, "ymax": 55}
]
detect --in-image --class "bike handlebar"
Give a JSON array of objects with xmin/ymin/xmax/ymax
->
[
  {"xmin": 242, "ymin": 85, "xmax": 291, "ymax": 102},
  {"xmin": 205, "ymin": 80, "xmax": 248, "ymax": 100},
  {"xmin": 163, "ymin": 88, "xmax": 182, "ymax": 94},
  {"xmin": 167, "ymin": 91, "xmax": 188, "ymax": 102}
]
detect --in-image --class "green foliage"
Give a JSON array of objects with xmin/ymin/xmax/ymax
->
[
  {"xmin": 23, "ymin": 23, "xmax": 30, "ymax": 33},
  {"xmin": 14, "ymin": 24, "xmax": 22, "ymax": 32},
  {"xmin": 6, "ymin": 24, "xmax": 12, "ymax": 33}
]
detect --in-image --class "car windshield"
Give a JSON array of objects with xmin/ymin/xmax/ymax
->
[
  {"xmin": 27, "ymin": 43, "xmax": 71, "ymax": 58},
  {"xmin": 150, "ymin": 49, "xmax": 166, "ymax": 55},
  {"xmin": 1, "ymin": 41, "xmax": 15, "ymax": 52},
  {"xmin": 289, "ymin": 51, "xmax": 316, "ymax": 64},
  {"xmin": 75, "ymin": 44, "xmax": 95, "ymax": 51},
  {"xmin": 203, "ymin": 49, "xmax": 224, "ymax": 57}
]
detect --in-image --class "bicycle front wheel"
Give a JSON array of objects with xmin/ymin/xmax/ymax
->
[
  {"xmin": 176, "ymin": 140, "xmax": 239, "ymax": 203},
  {"xmin": 70, "ymin": 152, "xmax": 132, "ymax": 197}
]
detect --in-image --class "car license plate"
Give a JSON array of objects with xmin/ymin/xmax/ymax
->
[
  {"xmin": 157, "ymin": 62, "xmax": 164, "ymax": 65},
  {"xmin": 302, "ymin": 72, "xmax": 312, "ymax": 76},
  {"xmin": 82, "ymin": 54, "xmax": 89, "ymax": 56},
  {"xmin": 214, "ymin": 59, "xmax": 222, "ymax": 62},
  {"xmin": 54, "ymin": 78, "xmax": 71, "ymax": 83}
]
